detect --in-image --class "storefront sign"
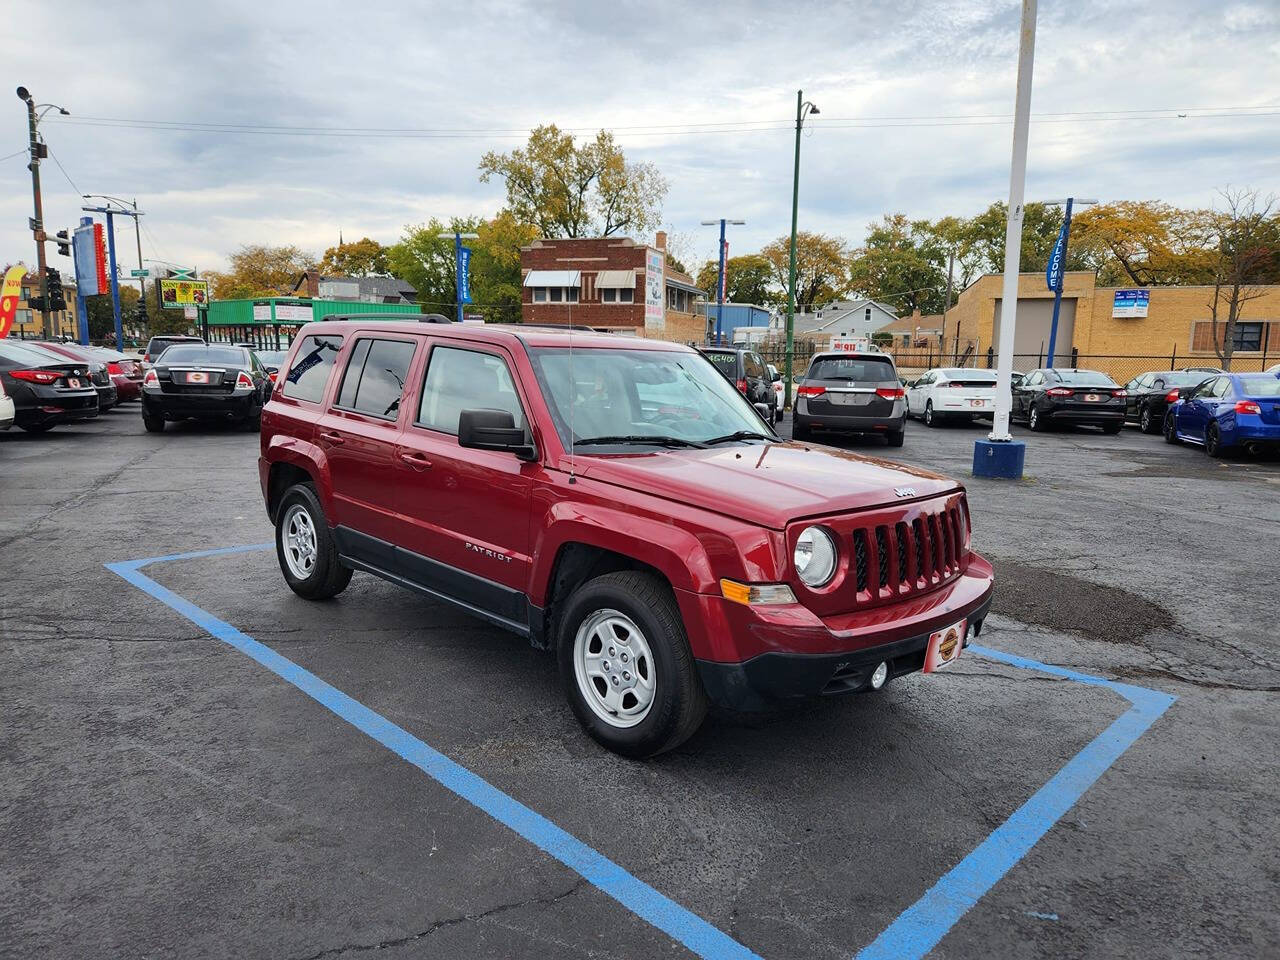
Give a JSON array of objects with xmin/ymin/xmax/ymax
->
[
  {"xmin": 274, "ymin": 303, "xmax": 312, "ymax": 323},
  {"xmin": 1112, "ymin": 289, "xmax": 1149, "ymax": 318},
  {"xmin": 158, "ymin": 278, "xmax": 209, "ymax": 308}
]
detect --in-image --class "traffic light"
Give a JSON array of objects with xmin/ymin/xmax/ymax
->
[
  {"xmin": 132, "ymin": 299, "xmax": 148, "ymax": 324},
  {"xmin": 45, "ymin": 267, "xmax": 66, "ymax": 312},
  {"xmin": 55, "ymin": 229, "xmax": 71, "ymax": 257},
  {"xmin": 27, "ymin": 296, "xmax": 46, "ymax": 313}
]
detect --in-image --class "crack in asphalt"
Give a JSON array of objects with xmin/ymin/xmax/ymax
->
[{"xmin": 285, "ymin": 879, "xmax": 589, "ymax": 960}]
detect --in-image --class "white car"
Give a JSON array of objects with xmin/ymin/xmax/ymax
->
[
  {"xmin": 906, "ymin": 367, "xmax": 998, "ymax": 427},
  {"xmin": 767, "ymin": 363, "xmax": 785, "ymax": 420},
  {"xmin": 0, "ymin": 377, "xmax": 13, "ymax": 431}
]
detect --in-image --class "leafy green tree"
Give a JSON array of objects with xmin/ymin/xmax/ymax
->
[
  {"xmin": 207, "ymin": 244, "xmax": 316, "ymax": 300},
  {"xmin": 695, "ymin": 253, "xmax": 775, "ymax": 305},
  {"xmin": 759, "ymin": 233, "xmax": 848, "ymax": 311},
  {"xmin": 317, "ymin": 237, "xmax": 390, "ymax": 277},
  {"xmin": 479, "ymin": 125, "xmax": 667, "ymax": 238},
  {"xmin": 847, "ymin": 215, "xmax": 949, "ymax": 315},
  {"xmin": 388, "ymin": 217, "xmax": 479, "ymax": 313}
]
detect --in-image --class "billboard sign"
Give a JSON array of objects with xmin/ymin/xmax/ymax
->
[
  {"xmin": 159, "ymin": 277, "xmax": 209, "ymax": 308},
  {"xmin": 645, "ymin": 248, "xmax": 665, "ymax": 330},
  {"xmin": 72, "ymin": 222, "xmax": 108, "ymax": 297},
  {"xmin": 1112, "ymin": 289, "xmax": 1149, "ymax": 318}
]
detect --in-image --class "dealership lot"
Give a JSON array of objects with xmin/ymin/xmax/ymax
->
[{"xmin": 2, "ymin": 410, "xmax": 1277, "ymax": 959}]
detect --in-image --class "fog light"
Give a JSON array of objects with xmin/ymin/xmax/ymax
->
[{"xmin": 870, "ymin": 661, "xmax": 889, "ymax": 690}]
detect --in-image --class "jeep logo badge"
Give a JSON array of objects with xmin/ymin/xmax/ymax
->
[{"xmin": 894, "ymin": 487, "xmax": 917, "ymax": 498}]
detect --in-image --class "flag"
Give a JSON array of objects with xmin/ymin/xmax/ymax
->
[
  {"xmin": 0, "ymin": 265, "xmax": 28, "ymax": 339},
  {"xmin": 458, "ymin": 246, "xmax": 473, "ymax": 304}
]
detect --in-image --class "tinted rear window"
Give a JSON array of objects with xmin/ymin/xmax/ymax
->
[
  {"xmin": 807, "ymin": 356, "xmax": 896, "ymax": 381},
  {"xmin": 703, "ymin": 351, "xmax": 737, "ymax": 373},
  {"xmin": 1239, "ymin": 376, "xmax": 1280, "ymax": 397},
  {"xmin": 283, "ymin": 334, "xmax": 344, "ymax": 404},
  {"xmin": 161, "ymin": 346, "xmax": 246, "ymax": 366},
  {"xmin": 148, "ymin": 337, "xmax": 200, "ymax": 355},
  {"xmin": 1053, "ymin": 369, "xmax": 1116, "ymax": 386}
]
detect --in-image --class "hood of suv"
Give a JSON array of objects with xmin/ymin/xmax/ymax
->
[{"xmin": 574, "ymin": 441, "xmax": 960, "ymax": 528}]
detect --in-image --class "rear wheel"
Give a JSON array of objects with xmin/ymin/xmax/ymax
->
[
  {"xmin": 1164, "ymin": 412, "xmax": 1180, "ymax": 444},
  {"xmin": 244, "ymin": 411, "xmax": 262, "ymax": 432},
  {"xmin": 924, "ymin": 401, "xmax": 937, "ymax": 427},
  {"xmin": 143, "ymin": 415, "xmax": 165, "ymax": 433},
  {"xmin": 275, "ymin": 483, "xmax": 352, "ymax": 600},
  {"xmin": 1102, "ymin": 421, "xmax": 1123, "ymax": 435},
  {"xmin": 19, "ymin": 423, "xmax": 52, "ymax": 434},
  {"xmin": 558, "ymin": 571, "xmax": 706, "ymax": 758},
  {"xmin": 886, "ymin": 427, "xmax": 905, "ymax": 447},
  {"xmin": 792, "ymin": 421, "xmax": 812, "ymax": 443},
  {"xmin": 1139, "ymin": 404, "xmax": 1159, "ymax": 434},
  {"xmin": 1028, "ymin": 405, "xmax": 1044, "ymax": 431}
]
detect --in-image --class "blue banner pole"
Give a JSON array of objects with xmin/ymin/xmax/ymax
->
[
  {"xmin": 1046, "ymin": 197, "xmax": 1073, "ymax": 368},
  {"xmin": 454, "ymin": 232, "xmax": 463, "ymax": 324},
  {"xmin": 105, "ymin": 211, "xmax": 123, "ymax": 350},
  {"xmin": 715, "ymin": 218, "xmax": 726, "ymax": 345}
]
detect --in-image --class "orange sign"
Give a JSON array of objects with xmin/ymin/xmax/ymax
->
[{"xmin": 0, "ymin": 265, "xmax": 28, "ymax": 339}]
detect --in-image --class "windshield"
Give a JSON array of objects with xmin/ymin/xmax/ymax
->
[
  {"xmin": 160, "ymin": 346, "xmax": 247, "ymax": 366},
  {"xmin": 527, "ymin": 347, "xmax": 766, "ymax": 448},
  {"xmin": 1239, "ymin": 376, "xmax": 1280, "ymax": 397},
  {"xmin": 1164, "ymin": 372, "xmax": 1209, "ymax": 386},
  {"xmin": 807, "ymin": 356, "xmax": 897, "ymax": 382}
]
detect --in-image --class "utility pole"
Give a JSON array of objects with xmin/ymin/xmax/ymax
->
[
  {"xmin": 437, "ymin": 230, "xmax": 479, "ymax": 322},
  {"xmin": 942, "ymin": 249, "xmax": 955, "ymax": 361},
  {"xmin": 974, "ymin": 0, "xmax": 1037, "ymax": 480},
  {"xmin": 17, "ymin": 87, "xmax": 51, "ymax": 338},
  {"xmin": 700, "ymin": 218, "xmax": 745, "ymax": 344},
  {"xmin": 785, "ymin": 90, "xmax": 819, "ymax": 410},
  {"xmin": 84, "ymin": 195, "xmax": 149, "ymax": 341}
]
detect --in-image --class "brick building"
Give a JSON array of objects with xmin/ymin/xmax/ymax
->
[{"xmin": 520, "ymin": 232, "xmax": 705, "ymax": 343}]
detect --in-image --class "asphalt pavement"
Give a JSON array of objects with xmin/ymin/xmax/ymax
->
[{"xmin": 2, "ymin": 404, "xmax": 1277, "ymax": 959}]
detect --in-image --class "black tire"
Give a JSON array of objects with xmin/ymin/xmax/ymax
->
[
  {"xmin": 1028, "ymin": 404, "xmax": 1045, "ymax": 431},
  {"xmin": 1139, "ymin": 404, "xmax": 1159, "ymax": 434},
  {"xmin": 1205, "ymin": 423, "xmax": 1224, "ymax": 458},
  {"xmin": 143, "ymin": 415, "xmax": 165, "ymax": 433},
  {"xmin": 1164, "ymin": 412, "xmax": 1180, "ymax": 444},
  {"xmin": 886, "ymin": 428, "xmax": 905, "ymax": 447},
  {"xmin": 792, "ymin": 421, "xmax": 812, "ymax": 443},
  {"xmin": 556, "ymin": 570, "xmax": 707, "ymax": 759},
  {"xmin": 776, "ymin": 407, "xmax": 785, "ymax": 424},
  {"xmin": 244, "ymin": 412, "xmax": 262, "ymax": 432},
  {"xmin": 1102, "ymin": 421, "xmax": 1123, "ymax": 435},
  {"xmin": 19, "ymin": 422, "xmax": 53, "ymax": 434},
  {"xmin": 924, "ymin": 401, "xmax": 937, "ymax": 427},
  {"xmin": 275, "ymin": 482, "xmax": 353, "ymax": 600}
]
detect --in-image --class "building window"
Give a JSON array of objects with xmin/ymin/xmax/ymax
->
[
  {"xmin": 532, "ymin": 287, "xmax": 547, "ymax": 303},
  {"xmin": 865, "ymin": 307, "xmax": 872, "ymax": 322},
  {"xmin": 16, "ymin": 309, "xmax": 31, "ymax": 326},
  {"xmin": 1232, "ymin": 322, "xmax": 1263, "ymax": 351}
]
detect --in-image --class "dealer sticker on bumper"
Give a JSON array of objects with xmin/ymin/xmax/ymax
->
[{"xmin": 923, "ymin": 618, "xmax": 967, "ymax": 673}]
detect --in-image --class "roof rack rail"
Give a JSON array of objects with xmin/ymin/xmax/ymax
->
[
  {"xmin": 516, "ymin": 322, "xmax": 598, "ymax": 332},
  {"xmin": 318, "ymin": 311, "xmax": 451, "ymax": 324}
]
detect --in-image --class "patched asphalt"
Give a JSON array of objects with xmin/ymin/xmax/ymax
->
[{"xmin": 2, "ymin": 407, "xmax": 1277, "ymax": 959}]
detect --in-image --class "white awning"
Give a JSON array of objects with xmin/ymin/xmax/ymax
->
[
  {"xmin": 593, "ymin": 269, "xmax": 636, "ymax": 289},
  {"xmin": 523, "ymin": 269, "xmax": 580, "ymax": 288}
]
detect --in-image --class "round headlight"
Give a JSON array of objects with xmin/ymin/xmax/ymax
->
[{"xmin": 794, "ymin": 526, "xmax": 837, "ymax": 587}]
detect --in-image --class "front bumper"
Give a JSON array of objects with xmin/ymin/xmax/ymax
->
[
  {"xmin": 681, "ymin": 553, "xmax": 995, "ymax": 710},
  {"xmin": 143, "ymin": 390, "xmax": 255, "ymax": 420}
]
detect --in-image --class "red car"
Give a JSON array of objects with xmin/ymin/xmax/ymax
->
[
  {"xmin": 259, "ymin": 320, "xmax": 994, "ymax": 757},
  {"xmin": 30, "ymin": 341, "xmax": 143, "ymax": 402}
]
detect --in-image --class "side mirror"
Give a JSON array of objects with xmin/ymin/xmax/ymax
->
[
  {"xmin": 1176, "ymin": 386, "xmax": 1194, "ymax": 399},
  {"xmin": 458, "ymin": 408, "xmax": 536, "ymax": 460},
  {"xmin": 265, "ymin": 365, "xmax": 279, "ymax": 375},
  {"xmin": 753, "ymin": 401, "xmax": 772, "ymax": 420},
  {"xmin": 792, "ymin": 375, "xmax": 803, "ymax": 385}
]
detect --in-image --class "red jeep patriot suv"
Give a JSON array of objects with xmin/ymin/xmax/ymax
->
[{"xmin": 259, "ymin": 319, "xmax": 994, "ymax": 757}]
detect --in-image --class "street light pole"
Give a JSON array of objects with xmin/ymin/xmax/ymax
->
[
  {"xmin": 84, "ymin": 194, "xmax": 149, "ymax": 334},
  {"xmin": 700, "ymin": 218, "xmax": 745, "ymax": 344},
  {"xmin": 17, "ymin": 86, "xmax": 56, "ymax": 338},
  {"xmin": 785, "ymin": 90, "xmax": 819, "ymax": 410},
  {"xmin": 437, "ymin": 230, "xmax": 480, "ymax": 322}
]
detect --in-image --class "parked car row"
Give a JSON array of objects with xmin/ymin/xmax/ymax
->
[
  {"xmin": 0, "ymin": 339, "xmax": 142, "ymax": 433},
  {"xmin": 1163, "ymin": 372, "xmax": 1280, "ymax": 457}
]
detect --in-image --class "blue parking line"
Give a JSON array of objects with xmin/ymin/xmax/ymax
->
[
  {"xmin": 108, "ymin": 545, "xmax": 1174, "ymax": 960},
  {"xmin": 106, "ymin": 549, "xmax": 764, "ymax": 960},
  {"xmin": 855, "ymin": 644, "xmax": 1175, "ymax": 960}
]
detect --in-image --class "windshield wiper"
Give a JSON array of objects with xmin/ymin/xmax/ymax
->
[
  {"xmin": 703, "ymin": 430, "xmax": 778, "ymax": 445},
  {"xmin": 575, "ymin": 434, "xmax": 708, "ymax": 449}
]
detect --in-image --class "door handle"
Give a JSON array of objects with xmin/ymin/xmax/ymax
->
[
  {"xmin": 399, "ymin": 451, "xmax": 432, "ymax": 470},
  {"xmin": 319, "ymin": 431, "xmax": 346, "ymax": 445}
]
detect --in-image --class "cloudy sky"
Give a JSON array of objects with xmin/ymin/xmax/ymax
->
[{"xmin": 4, "ymin": 0, "xmax": 1278, "ymax": 281}]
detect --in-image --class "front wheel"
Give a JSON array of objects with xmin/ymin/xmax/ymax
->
[
  {"xmin": 275, "ymin": 483, "xmax": 353, "ymax": 600},
  {"xmin": 557, "ymin": 571, "xmax": 707, "ymax": 759}
]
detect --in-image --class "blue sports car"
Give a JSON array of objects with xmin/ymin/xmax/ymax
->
[{"xmin": 1164, "ymin": 372, "xmax": 1280, "ymax": 457}]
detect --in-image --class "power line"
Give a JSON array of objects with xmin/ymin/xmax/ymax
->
[
  {"xmin": 45, "ymin": 148, "xmax": 85, "ymax": 198},
  {"xmin": 1, "ymin": 148, "xmax": 27, "ymax": 162}
]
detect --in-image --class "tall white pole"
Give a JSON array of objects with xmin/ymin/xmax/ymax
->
[{"xmin": 990, "ymin": 0, "xmax": 1038, "ymax": 442}]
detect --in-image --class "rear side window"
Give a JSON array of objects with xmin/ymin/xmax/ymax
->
[
  {"xmin": 418, "ymin": 346, "xmax": 525, "ymax": 435},
  {"xmin": 743, "ymin": 352, "xmax": 765, "ymax": 379},
  {"xmin": 807, "ymin": 356, "xmax": 896, "ymax": 382},
  {"xmin": 335, "ymin": 337, "xmax": 417, "ymax": 420},
  {"xmin": 282, "ymin": 334, "xmax": 344, "ymax": 404}
]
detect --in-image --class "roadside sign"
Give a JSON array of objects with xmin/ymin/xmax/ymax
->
[
  {"xmin": 183, "ymin": 304, "xmax": 198, "ymax": 320},
  {"xmin": 72, "ymin": 222, "xmax": 108, "ymax": 297},
  {"xmin": 158, "ymin": 277, "xmax": 209, "ymax": 309},
  {"xmin": 1112, "ymin": 289, "xmax": 1150, "ymax": 318},
  {"xmin": 130, "ymin": 268, "xmax": 150, "ymax": 278}
]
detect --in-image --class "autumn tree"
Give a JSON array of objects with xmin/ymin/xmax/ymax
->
[
  {"xmin": 1203, "ymin": 189, "xmax": 1280, "ymax": 370},
  {"xmin": 317, "ymin": 237, "xmax": 390, "ymax": 277},
  {"xmin": 1068, "ymin": 201, "xmax": 1216, "ymax": 286},
  {"xmin": 207, "ymin": 244, "xmax": 317, "ymax": 300},
  {"xmin": 479, "ymin": 125, "xmax": 667, "ymax": 239},
  {"xmin": 760, "ymin": 232, "xmax": 848, "ymax": 311},
  {"xmin": 695, "ymin": 253, "xmax": 775, "ymax": 305}
]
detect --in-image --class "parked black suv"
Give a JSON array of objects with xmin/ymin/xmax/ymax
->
[
  {"xmin": 699, "ymin": 346, "xmax": 777, "ymax": 425},
  {"xmin": 792, "ymin": 351, "xmax": 907, "ymax": 446}
]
